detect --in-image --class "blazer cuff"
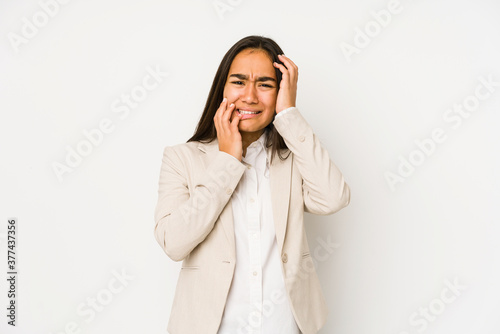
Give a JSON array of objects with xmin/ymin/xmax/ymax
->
[
  {"xmin": 272, "ymin": 106, "xmax": 351, "ymax": 214},
  {"xmin": 201, "ymin": 150, "xmax": 247, "ymax": 196},
  {"xmin": 275, "ymin": 106, "xmax": 295, "ymax": 119}
]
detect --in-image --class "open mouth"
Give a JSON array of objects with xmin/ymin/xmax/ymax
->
[{"xmin": 237, "ymin": 109, "xmax": 262, "ymax": 115}]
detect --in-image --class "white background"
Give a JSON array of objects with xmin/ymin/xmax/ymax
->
[{"xmin": 1, "ymin": 0, "xmax": 499, "ymax": 333}]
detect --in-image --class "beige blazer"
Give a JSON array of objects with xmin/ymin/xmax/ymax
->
[{"xmin": 154, "ymin": 107, "xmax": 351, "ymax": 334}]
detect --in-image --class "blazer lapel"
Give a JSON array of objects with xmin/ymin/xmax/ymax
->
[
  {"xmin": 197, "ymin": 137, "xmax": 292, "ymax": 257},
  {"xmin": 267, "ymin": 145, "xmax": 292, "ymax": 253}
]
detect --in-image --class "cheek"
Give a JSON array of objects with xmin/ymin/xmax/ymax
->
[
  {"xmin": 263, "ymin": 95, "xmax": 277, "ymax": 109},
  {"xmin": 223, "ymin": 85, "xmax": 234, "ymax": 98},
  {"xmin": 225, "ymin": 89, "xmax": 239, "ymax": 100}
]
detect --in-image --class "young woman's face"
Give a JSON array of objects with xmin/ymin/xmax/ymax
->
[{"xmin": 223, "ymin": 48, "xmax": 278, "ymax": 133}]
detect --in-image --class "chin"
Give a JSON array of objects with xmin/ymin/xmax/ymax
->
[
  {"xmin": 238, "ymin": 124, "xmax": 262, "ymax": 132},
  {"xmin": 238, "ymin": 124, "xmax": 258, "ymax": 130}
]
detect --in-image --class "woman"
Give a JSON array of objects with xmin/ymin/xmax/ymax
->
[{"xmin": 154, "ymin": 35, "xmax": 351, "ymax": 334}]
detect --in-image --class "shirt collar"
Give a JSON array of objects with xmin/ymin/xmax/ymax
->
[
  {"xmin": 241, "ymin": 130, "xmax": 271, "ymax": 177},
  {"xmin": 249, "ymin": 130, "xmax": 267, "ymax": 151}
]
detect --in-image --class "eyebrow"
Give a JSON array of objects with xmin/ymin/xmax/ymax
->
[{"xmin": 229, "ymin": 73, "xmax": 276, "ymax": 83}]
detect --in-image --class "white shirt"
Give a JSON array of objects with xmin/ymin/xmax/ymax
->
[{"xmin": 217, "ymin": 108, "xmax": 301, "ymax": 334}]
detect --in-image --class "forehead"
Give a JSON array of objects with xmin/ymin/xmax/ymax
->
[{"xmin": 229, "ymin": 49, "xmax": 276, "ymax": 77}]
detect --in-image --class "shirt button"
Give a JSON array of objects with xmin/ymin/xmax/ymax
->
[
  {"xmin": 282, "ymin": 253, "xmax": 288, "ymax": 263},
  {"xmin": 247, "ymin": 165, "xmax": 252, "ymax": 169},
  {"xmin": 252, "ymin": 233, "xmax": 257, "ymax": 238},
  {"xmin": 226, "ymin": 188, "xmax": 232, "ymax": 195},
  {"xmin": 299, "ymin": 135, "xmax": 305, "ymax": 142},
  {"xmin": 253, "ymin": 271, "xmax": 258, "ymax": 276},
  {"xmin": 250, "ymin": 198, "xmax": 255, "ymax": 203}
]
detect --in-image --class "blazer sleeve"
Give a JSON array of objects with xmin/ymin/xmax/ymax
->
[
  {"xmin": 154, "ymin": 146, "xmax": 247, "ymax": 261},
  {"xmin": 273, "ymin": 107, "xmax": 351, "ymax": 215}
]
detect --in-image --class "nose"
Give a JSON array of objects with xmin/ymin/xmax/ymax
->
[{"xmin": 241, "ymin": 83, "xmax": 258, "ymax": 104}]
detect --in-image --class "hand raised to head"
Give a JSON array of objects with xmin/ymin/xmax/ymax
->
[{"xmin": 273, "ymin": 54, "xmax": 298, "ymax": 114}]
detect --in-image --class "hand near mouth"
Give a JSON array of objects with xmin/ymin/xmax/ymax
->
[
  {"xmin": 273, "ymin": 54, "xmax": 298, "ymax": 114},
  {"xmin": 214, "ymin": 98, "xmax": 243, "ymax": 161}
]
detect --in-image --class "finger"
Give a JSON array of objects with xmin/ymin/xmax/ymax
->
[
  {"xmin": 231, "ymin": 109, "xmax": 241, "ymax": 128},
  {"xmin": 220, "ymin": 97, "xmax": 229, "ymax": 117},
  {"xmin": 223, "ymin": 103, "xmax": 236, "ymax": 131},
  {"xmin": 214, "ymin": 98, "xmax": 227, "ymax": 133},
  {"xmin": 278, "ymin": 55, "xmax": 297, "ymax": 82},
  {"xmin": 274, "ymin": 64, "xmax": 290, "ymax": 90},
  {"xmin": 225, "ymin": 102, "xmax": 236, "ymax": 123},
  {"xmin": 273, "ymin": 61, "xmax": 289, "ymax": 81},
  {"xmin": 278, "ymin": 54, "xmax": 298, "ymax": 77},
  {"xmin": 215, "ymin": 97, "xmax": 227, "ymax": 121},
  {"xmin": 221, "ymin": 98, "xmax": 231, "ymax": 119},
  {"xmin": 278, "ymin": 54, "xmax": 298, "ymax": 71}
]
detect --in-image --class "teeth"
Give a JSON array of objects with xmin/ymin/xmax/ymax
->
[{"xmin": 238, "ymin": 109, "xmax": 260, "ymax": 115}]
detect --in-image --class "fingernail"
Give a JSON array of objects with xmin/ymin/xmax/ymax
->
[
  {"xmin": 223, "ymin": 97, "xmax": 227, "ymax": 102},
  {"xmin": 230, "ymin": 103, "xmax": 234, "ymax": 107}
]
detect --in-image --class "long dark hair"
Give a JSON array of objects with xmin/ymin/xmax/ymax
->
[{"xmin": 186, "ymin": 35, "xmax": 291, "ymax": 165}]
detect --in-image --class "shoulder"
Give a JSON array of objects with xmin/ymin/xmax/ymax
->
[
  {"xmin": 157, "ymin": 142, "xmax": 204, "ymax": 176},
  {"xmin": 161, "ymin": 140, "xmax": 213, "ymax": 162},
  {"xmin": 161, "ymin": 141, "xmax": 200, "ymax": 158},
  {"xmin": 163, "ymin": 141, "xmax": 199, "ymax": 152}
]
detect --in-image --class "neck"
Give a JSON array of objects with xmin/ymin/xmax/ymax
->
[{"xmin": 241, "ymin": 129, "xmax": 265, "ymax": 157}]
